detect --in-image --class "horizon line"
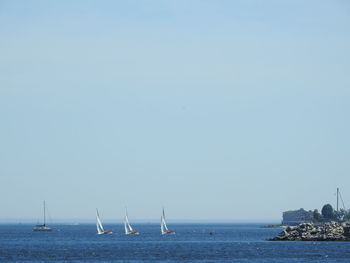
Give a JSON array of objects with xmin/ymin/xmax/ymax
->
[{"xmin": 0, "ymin": 218, "xmax": 281, "ymax": 224}]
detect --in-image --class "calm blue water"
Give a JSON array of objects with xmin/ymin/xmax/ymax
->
[{"xmin": 0, "ymin": 223, "xmax": 349, "ymax": 262}]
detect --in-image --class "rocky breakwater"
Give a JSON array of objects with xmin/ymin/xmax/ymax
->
[{"xmin": 268, "ymin": 221, "xmax": 350, "ymax": 241}]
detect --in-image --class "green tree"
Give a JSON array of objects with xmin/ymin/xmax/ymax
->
[
  {"xmin": 321, "ymin": 204, "xmax": 335, "ymax": 220},
  {"xmin": 313, "ymin": 209, "xmax": 322, "ymax": 222}
]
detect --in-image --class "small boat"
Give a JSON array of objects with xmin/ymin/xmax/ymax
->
[
  {"xmin": 96, "ymin": 209, "xmax": 113, "ymax": 235},
  {"xmin": 161, "ymin": 208, "xmax": 175, "ymax": 235},
  {"xmin": 33, "ymin": 201, "xmax": 52, "ymax": 231},
  {"xmin": 124, "ymin": 207, "xmax": 139, "ymax": 235}
]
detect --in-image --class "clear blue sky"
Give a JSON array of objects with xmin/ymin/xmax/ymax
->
[{"xmin": 0, "ymin": 0, "xmax": 349, "ymax": 223}]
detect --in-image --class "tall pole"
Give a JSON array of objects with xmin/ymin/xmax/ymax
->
[
  {"xmin": 337, "ymin": 188, "xmax": 339, "ymax": 213},
  {"xmin": 44, "ymin": 201, "xmax": 46, "ymax": 226}
]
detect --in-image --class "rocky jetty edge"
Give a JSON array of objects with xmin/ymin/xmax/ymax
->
[{"xmin": 267, "ymin": 221, "xmax": 350, "ymax": 241}]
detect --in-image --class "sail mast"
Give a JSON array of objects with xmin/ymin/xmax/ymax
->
[
  {"xmin": 43, "ymin": 201, "xmax": 46, "ymax": 226},
  {"xmin": 337, "ymin": 187, "xmax": 339, "ymax": 213}
]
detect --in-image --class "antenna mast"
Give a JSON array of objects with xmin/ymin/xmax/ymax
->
[
  {"xmin": 337, "ymin": 188, "xmax": 339, "ymax": 213},
  {"xmin": 43, "ymin": 200, "xmax": 46, "ymax": 226}
]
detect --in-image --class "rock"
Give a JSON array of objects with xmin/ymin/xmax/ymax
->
[
  {"xmin": 278, "ymin": 230, "xmax": 289, "ymax": 238},
  {"xmin": 267, "ymin": 221, "xmax": 350, "ymax": 241},
  {"xmin": 343, "ymin": 226, "xmax": 350, "ymax": 238},
  {"xmin": 286, "ymin": 226, "xmax": 296, "ymax": 231}
]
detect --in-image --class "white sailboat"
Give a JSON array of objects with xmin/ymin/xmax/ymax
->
[
  {"xmin": 124, "ymin": 207, "xmax": 139, "ymax": 235},
  {"xmin": 161, "ymin": 208, "xmax": 175, "ymax": 235},
  {"xmin": 96, "ymin": 209, "xmax": 113, "ymax": 235},
  {"xmin": 33, "ymin": 201, "xmax": 52, "ymax": 231}
]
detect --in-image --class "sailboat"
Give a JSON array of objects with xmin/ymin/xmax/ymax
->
[
  {"xmin": 124, "ymin": 207, "xmax": 139, "ymax": 235},
  {"xmin": 33, "ymin": 201, "xmax": 52, "ymax": 231},
  {"xmin": 161, "ymin": 208, "xmax": 175, "ymax": 235},
  {"xmin": 96, "ymin": 209, "xmax": 113, "ymax": 235}
]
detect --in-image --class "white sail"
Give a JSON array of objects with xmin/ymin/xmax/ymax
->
[
  {"xmin": 124, "ymin": 215, "xmax": 134, "ymax": 233},
  {"xmin": 161, "ymin": 217, "xmax": 166, "ymax": 234},
  {"xmin": 96, "ymin": 209, "xmax": 105, "ymax": 234},
  {"xmin": 124, "ymin": 217, "xmax": 129, "ymax": 234},
  {"xmin": 161, "ymin": 208, "xmax": 175, "ymax": 235},
  {"xmin": 161, "ymin": 217, "xmax": 169, "ymax": 233},
  {"xmin": 124, "ymin": 207, "xmax": 139, "ymax": 235}
]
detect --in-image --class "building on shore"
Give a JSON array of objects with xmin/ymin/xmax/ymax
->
[{"xmin": 282, "ymin": 208, "xmax": 314, "ymax": 225}]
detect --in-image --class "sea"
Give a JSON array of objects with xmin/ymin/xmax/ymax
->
[{"xmin": 0, "ymin": 223, "xmax": 349, "ymax": 262}]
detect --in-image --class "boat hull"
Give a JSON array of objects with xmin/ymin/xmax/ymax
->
[
  {"xmin": 33, "ymin": 226, "xmax": 52, "ymax": 231},
  {"xmin": 98, "ymin": 231, "xmax": 113, "ymax": 235},
  {"xmin": 126, "ymin": 231, "xmax": 139, "ymax": 235},
  {"xmin": 162, "ymin": 231, "xmax": 175, "ymax": 235}
]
